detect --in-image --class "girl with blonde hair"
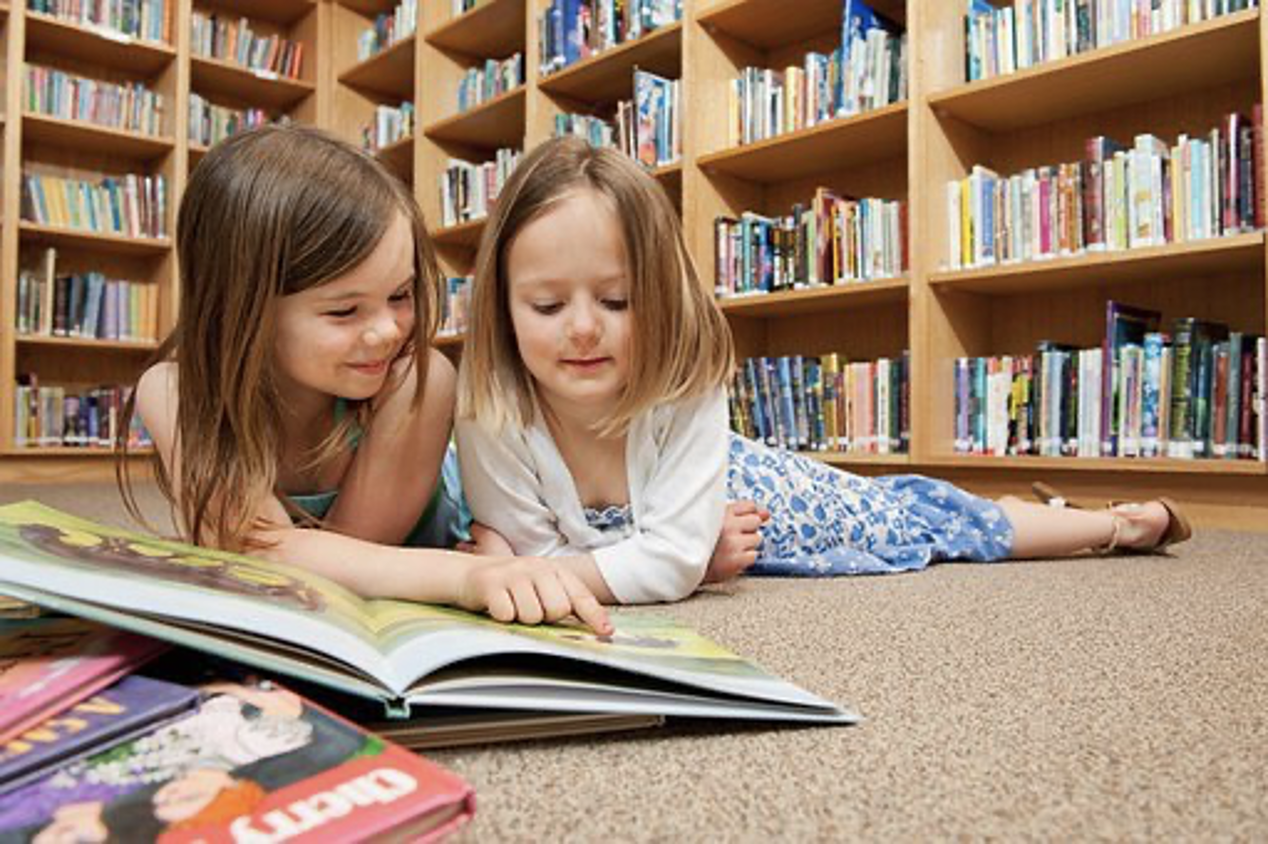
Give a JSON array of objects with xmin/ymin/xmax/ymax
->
[
  {"xmin": 119, "ymin": 124, "xmax": 610, "ymax": 632},
  {"xmin": 456, "ymin": 136, "xmax": 1191, "ymax": 606}
]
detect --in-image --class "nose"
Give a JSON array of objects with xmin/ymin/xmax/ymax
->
[
  {"xmin": 566, "ymin": 301, "xmax": 601, "ymax": 347},
  {"xmin": 363, "ymin": 309, "xmax": 403, "ymax": 348}
]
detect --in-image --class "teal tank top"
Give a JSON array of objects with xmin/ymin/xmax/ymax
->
[{"xmin": 287, "ymin": 399, "xmax": 472, "ymax": 549}]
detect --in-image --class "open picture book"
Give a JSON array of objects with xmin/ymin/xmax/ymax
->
[{"xmin": 0, "ymin": 502, "xmax": 857, "ymax": 725}]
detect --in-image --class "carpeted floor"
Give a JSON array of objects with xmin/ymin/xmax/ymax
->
[{"xmin": 1, "ymin": 483, "xmax": 1264, "ymax": 840}]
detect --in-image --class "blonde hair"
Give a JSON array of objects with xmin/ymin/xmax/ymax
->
[
  {"xmin": 118, "ymin": 124, "xmax": 442, "ymax": 551},
  {"xmin": 458, "ymin": 136, "xmax": 732, "ymax": 435}
]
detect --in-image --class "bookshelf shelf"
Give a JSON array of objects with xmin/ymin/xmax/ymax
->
[
  {"xmin": 16, "ymin": 336, "xmax": 159, "ymax": 352},
  {"xmin": 719, "ymin": 278, "xmax": 908, "ymax": 318},
  {"xmin": 3, "ymin": 447, "xmax": 152, "ymax": 457},
  {"xmin": 813, "ymin": 451, "xmax": 911, "ymax": 468},
  {"xmin": 538, "ymin": 23, "xmax": 682, "ymax": 103},
  {"xmin": 432, "ymin": 218, "xmax": 485, "ymax": 248},
  {"xmin": 697, "ymin": 0, "xmax": 905, "ymax": 50},
  {"xmin": 697, "ymin": 102, "xmax": 907, "ymax": 183},
  {"xmin": 200, "ymin": 0, "xmax": 316, "ymax": 26},
  {"xmin": 375, "ymin": 134, "xmax": 414, "ymax": 179},
  {"xmin": 928, "ymin": 233, "xmax": 1265, "ymax": 296},
  {"xmin": 927, "ymin": 9, "xmax": 1260, "ymax": 132},
  {"xmin": 21, "ymin": 113, "xmax": 175, "ymax": 161},
  {"xmin": 18, "ymin": 223, "xmax": 172, "ymax": 257},
  {"xmin": 434, "ymin": 333, "xmax": 465, "ymax": 349},
  {"xmin": 189, "ymin": 143, "xmax": 210, "ymax": 168},
  {"xmin": 425, "ymin": 86, "xmax": 526, "ymax": 148},
  {"xmin": 338, "ymin": 35, "xmax": 416, "ymax": 100},
  {"xmin": 651, "ymin": 160, "xmax": 682, "ymax": 194},
  {"xmin": 190, "ymin": 56, "xmax": 316, "ymax": 110},
  {"xmin": 24, "ymin": 12, "xmax": 176, "ymax": 75},
  {"xmin": 924, "ymin": 454, "xmax": 1268, "ymax": 476},
  {"xmin": 426, "ymin": 0, "xmax": 525, "ymax": 58}
]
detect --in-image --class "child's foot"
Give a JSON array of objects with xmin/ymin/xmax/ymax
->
[{"xmin": 1103, "ymin": 499, "xmax": 1192, "ymax": 553}]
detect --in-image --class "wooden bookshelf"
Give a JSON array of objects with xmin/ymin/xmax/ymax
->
[
  {"xmin": 21, "ymin": 113, "xmax": 176, "ymax": 160},
  {"xmin": 17, "ymin": 223, "xmax": 173, "ymax": 257},
  {"xmin": 7, "ymin": 0, "xmax": 1268, "ymax": 530},
  {"xmin": 424, "ymin": 85, "xmax": 526, "ymax": 148},
  {"xmin": 338, "ymin": 34, "xmax": 415, "ymax": 99},
  {"xmin": 718, "ymin": 279, "xmax": 909, "ymax": 318},
  {"xmin": 926, "ymin": 9, "xmax": 1260, "ymax": 132},
  {"xmin": 696, "ymin": 102, "xmax": 908, "ymax": 182},
  {"xmin": 426, "ymin": 0, "xmax": 525, "ymax": 58},
  {"xmin": 537, "ymin": 22, "xmax": 682, "ymax": 103},
  {"xmin": 189, "ymin": 55, "xmax": 317, "ymax": 110},
  {"xmin": 0, "ymin": 0, "xmax": 329, "ymax": 470},
  {"xmin": 24, "ymin": 12, "xmax": 177, "ymax": 75}
]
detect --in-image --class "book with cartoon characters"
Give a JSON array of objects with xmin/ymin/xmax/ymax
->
[
  {"xmin": 0, "ymin": 501, "xmax": 856, "ymax": 725},
  {"xmin": 0, "ymin": 618, "xmax": 169, "ymax": 744},
  {"xmin": 0, "ymin": 674, "xmax": 474, "ymax": 842}
]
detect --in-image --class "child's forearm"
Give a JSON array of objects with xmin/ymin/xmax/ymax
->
[
  {"xmin": 252, "ymin": 525, "xmax": 477, "ymax": 604},
  {"xmin": 251, "ymin": 525, "xmax": 612, "ymax": 633}
]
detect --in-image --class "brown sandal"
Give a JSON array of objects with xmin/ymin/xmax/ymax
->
[{"xmin": 1031, "ymin": 482, "xmax": 1193, "ymax": 553}]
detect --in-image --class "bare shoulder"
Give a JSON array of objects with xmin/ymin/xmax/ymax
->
[
  {"xmin": 376, "ymin": 348, "xmax": 456, "ymax": 417},
  {"xmin": 135, "ymin": 362, "xmax": 178, "ymax": 425}
]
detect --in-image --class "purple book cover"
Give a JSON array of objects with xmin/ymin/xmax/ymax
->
[{"xmin": 0, "ymin": 674, "xmax": 199, "ymax": 795}]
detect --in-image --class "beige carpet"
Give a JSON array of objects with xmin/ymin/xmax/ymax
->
[{"xmin": 1, "ymin": 483, "xmax": 1264, "ymax": 840}]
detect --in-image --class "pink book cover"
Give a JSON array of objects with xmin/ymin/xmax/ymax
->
[{"xmin": 0, "ymin": 617, "xmax": 168, "ymax": 743}]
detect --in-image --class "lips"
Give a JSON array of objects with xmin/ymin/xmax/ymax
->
[
  {"xmin": 349, "ymin": 360, "xmax": 389, "ymax": 375},
  {"xmin": 562, "ymin": 357, "xmax": 610, "ymax": 369}
]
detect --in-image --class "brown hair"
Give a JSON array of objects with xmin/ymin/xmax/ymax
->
[
  {"xmin": 457, "ymin": 136, "xmax": 732, "ymax": 435},
  {"xmin": 118, "ymin": 124, "xmax": 442, "ymax": 551}
]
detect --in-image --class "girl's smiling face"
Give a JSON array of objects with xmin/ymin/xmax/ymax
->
[
  {"xmin": 273, "ymin": 212, "xmax": 416, "ymax": 405},
  {"xmin": 506, "ymin": 189, "xmax": 633, "ymax": 422}
]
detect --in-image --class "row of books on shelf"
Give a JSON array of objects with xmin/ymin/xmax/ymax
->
[
  {"xmin": 13, "ymin": 379, "xmax": 151, "ymax": 449},
  {"xmin": 189, "ymin": 94, "xmax": 269, "ymax": 148},
  {"xmin": 714, "ymin": 189, "xmax": 907, "ymax": 298},
  {"xmin": 552, "ymin": 69, "xmax": 680, "ymax": 170},
  {"xmin": 365, "ymin": 102, "xmax": 414, "ymax": 152},
  {"xmin": 25, "ymin": 65, "xmax": 165, "ymax": 138},
  {"xmin": 954, "ymin": 309, "xmax": 1267, "ymax": 461},
  {"xmin": 27, "ymin": 0, "xmax": 171, "ymax": 45},
  {"xmin": 20, "ymin": 172, "xmax": 168, "ymax": 240},
  {"xmin": 457, "ymin": 54, "xmax": 524, "ymax": 113},
  {"xmin": 190, "ymin": 11, "xmax": 305, "ymax": 80},
  {"xmin": 539, "ymin": 0, "xmax": 681, "ymax": 76},
  {"xmin": 438, "ymin": 275, "xmax": 472, "ymax": 338},
  {"xmin": 729, "ymin": 353, "xmax": 910, "ymax": 456},
  {"xmin": 357, "ymin": 0, "xmax": 417, "ymax": 61},
  {"xmin": 440, "ymin": 149, "xmax": 520, "ymax": 228},
  {"xmin": 946, "ymin": 110, "xmax": 1263, "ymax": 270},
  {"xmin": 730, "ymin": 17, "xmax": 905, "ymax": 146},
  {"xmin": 15, "ymin": 248, "xmax": 159, "ymax": 342},
  {"xmin": 965, "ymin": 0, "xmax": 1259, "ymax": 83}
]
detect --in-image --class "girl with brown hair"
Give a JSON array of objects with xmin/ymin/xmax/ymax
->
[{"xmin": 455, "ymin": 136, "xmax": 1191, "ymax": 606}]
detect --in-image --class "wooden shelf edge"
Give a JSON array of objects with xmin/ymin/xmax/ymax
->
[
  {"xmin": 16, "ymin": 335, "xmax": 159, "ymax": 351},
  {"xmin": 929, "ymin": 232, "xmax": 1266, "ymax": 290},
  {"xmin": 538, "ymin": 21, "xmax": 682, "ymax": 94},
  {"xmin": 719, "ymin": 278, "xmax": 909, "ymax": 317},
  {"xmin": 22, "ymin": 111, "xmax": 175, "ymax": 155},
  {"xmin": 919, "ymin": 454, "xmax": 1268, "ymax": 476},
  {"xmin": 927, "ymin": 9, "xmax": 1260, "ymax": 129},
  {"xmin": 18, "ymin": 222, "xmax": 172, "ymax": 253}
]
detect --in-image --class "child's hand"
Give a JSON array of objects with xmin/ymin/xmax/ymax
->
[
  {"xmin": 457, "ymin": 557, "xmax": 612, "ymax": 635},
  {"xmin": 704, "ymin": 500, "xmax": 769, "ymax": 584},
  {"xmin": 456, "ymin": 522, "xmax": 515, "ymax": 556}
]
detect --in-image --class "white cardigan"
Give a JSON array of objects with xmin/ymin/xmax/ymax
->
[{"xmin": 455, "ymin": 390, "xmax": 728, "ymax": 603}]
